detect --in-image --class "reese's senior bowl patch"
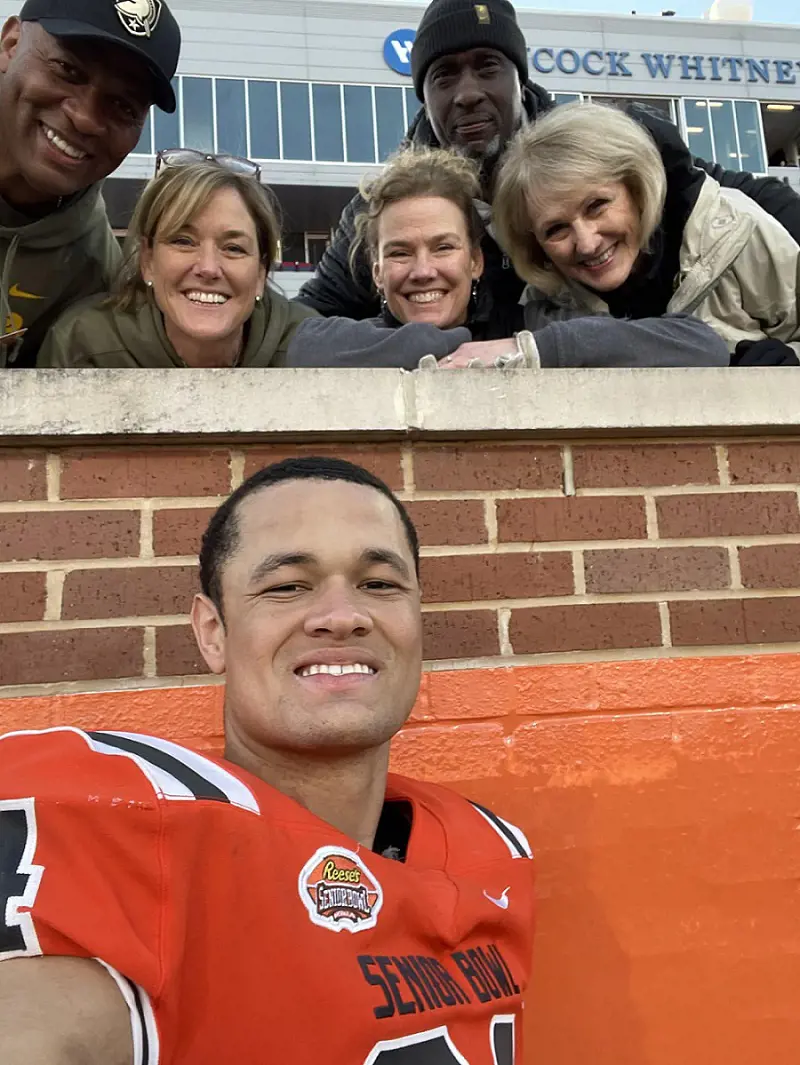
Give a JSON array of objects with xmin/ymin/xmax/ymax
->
[{"xmin": 299, "ymin": 846, "xmax": 383, "ymax": 932}]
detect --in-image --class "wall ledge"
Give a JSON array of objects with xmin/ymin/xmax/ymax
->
[{"xmin": 1, "ymin": 367, "xmax": 797, "ymax": 440}]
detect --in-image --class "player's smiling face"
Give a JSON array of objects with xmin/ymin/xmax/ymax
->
[{"xmin": 192, "ymin": 478, "xmax": 423, "ymax": 757}]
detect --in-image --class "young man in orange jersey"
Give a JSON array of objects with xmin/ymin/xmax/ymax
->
[{"xmin": 0, "ymin": 456, "xmax": 534, "ymax": 1065}]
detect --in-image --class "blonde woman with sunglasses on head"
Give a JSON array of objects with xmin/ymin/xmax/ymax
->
[{"xmin": 38, "ymin": 149, "xmax": 317, "ymax": 368}]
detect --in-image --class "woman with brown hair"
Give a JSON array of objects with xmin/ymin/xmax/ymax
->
[
  {"xmin": 39, "ymin": 150, "xmax": 315, "ymax": 368},
  {"xmin": 286, "ymin": 147, "xmax": 527, "ymax": 369}
]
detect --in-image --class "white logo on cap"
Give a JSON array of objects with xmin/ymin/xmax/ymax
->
[{"xmin": 114, "ymin": 0, "xmax": 162, "ymax": 38}]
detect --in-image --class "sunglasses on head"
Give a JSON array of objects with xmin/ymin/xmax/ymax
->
[{"xmin": 156, "ymin": 149, "xmax": 262, "ymax": 181}]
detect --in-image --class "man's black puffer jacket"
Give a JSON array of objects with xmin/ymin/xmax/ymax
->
[{"xmin": 297, "ymin": 85, "xmax": 800, "ymax": 332}]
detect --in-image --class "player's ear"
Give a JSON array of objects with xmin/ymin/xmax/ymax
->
[{"xmin": 191, "ymin": 593, "xmax": 227, "ymax": 675}]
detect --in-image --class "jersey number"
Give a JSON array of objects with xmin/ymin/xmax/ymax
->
[
  {"xmin": 364, "ymin": 1015, "xmax": 514, "ymax": 1065},
  {"xmin": 0, "ymin": 799, "xmax": 43, "ymax": 960}
]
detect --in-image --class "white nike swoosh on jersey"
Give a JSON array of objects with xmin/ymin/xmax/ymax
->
[{"xmin": 483, "ymin": 887, "xmax": 511, "ymax": 910}]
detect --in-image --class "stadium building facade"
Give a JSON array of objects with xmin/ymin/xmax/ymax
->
[{"xmin": 3, "ymin": 0, "xmax": 797, "ymax": 296}]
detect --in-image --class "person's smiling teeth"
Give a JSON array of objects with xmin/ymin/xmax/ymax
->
[
  {"xmin": 43, "ymin": 125, "xmax": 87, "ymax": 160},
  {"xmin": 298, "ymin": 663, "xmax": 376, "ymax": 677},
  {"xmin": 408, "ymin": 291, "xmax": 445, "ymax": 304},
  {"xmin": 185, "ymin": 291, "xmax": 229, "ymax": 304},
  {"xmin": 582, "ymin": 245, "xmax": 615, "ymax": 268}
]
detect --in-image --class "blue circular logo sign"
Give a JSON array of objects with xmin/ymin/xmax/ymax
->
[{"xmin": 383, "ymin": 29, "xmax": 416, "ymax": 76}]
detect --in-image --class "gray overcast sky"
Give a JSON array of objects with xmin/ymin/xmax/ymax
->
[{"xmin": 383, "ymin": 0, "xmax": 797, "ymax": 23}]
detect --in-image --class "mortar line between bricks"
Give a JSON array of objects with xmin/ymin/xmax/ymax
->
[
  {"xmin": 484, "ymin": 498, "xmax": 498, "ymax": 546},
  {"xmin": 716, "ymin": 444, "xmax": 731, "ymax": 487},
  {"xmin": 401, "ymin": 444, "xmax": 415, "ymax": 493},
  {"xmin": 0, "ymin": 615, "xmax": 190, "ymax": 634},
  {"xmin": 44, "ymin": 571, "xmax": 65, "ymax": 622},
  {"xmin": 658, "ymin": 602, "xmax": 672, "ymax": 648},
  {"xmin": 562, "ymin": 444, "xmax": 576, "ymax": 497},
  {"xmin": 0, "ymin": 558, "xmax": 200, "ymax": 573},
  {"xmin": 0, "ymin": 499, "xmax": 226, "ymax": 514},
  {"xmin": 143, "ymin": 627, "xmax": 157, "ymax": 678},
  {"xmin": 0, "ymin": 675, "xmax": 225, "ymax": 700},
  {"xmin": 140, "ymin": 503, "xmax": 154, "ymax": 560},
  {"xmin": 645, "ymin": 496, "xmax": 659, "ymax": 540},
  {"xmin": 572, "ymin": 551, "xmax": 586, "ymax": 595},
  {"xmin": 45, "ymin": 454, "xmax": 61, "ymax": 502},
  {"xmin": 577, "ymin": 484, "xmax": 800, "ymax": 497},
  {"xmin": 420, "ymin": 641, "xmax": 800, "ymax": 671},
  {"xmin": 229, "ymin": 452, "xmax": 245, "ymax": 492},
  {"xmin": 498, "ymin": 608, "xmax": 512, "ymax": 655},
  {"xmin": 420, "ymin": 585, "xmax": 800, "ymax": 610},
  {"xmin": 728, "ymin": 545, "xmax": 743, "ymax": 591}
]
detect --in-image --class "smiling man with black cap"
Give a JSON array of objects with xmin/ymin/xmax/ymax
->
[{"xmin": 0, "ymin": 0, "xmax": 180, "ymax": 366}]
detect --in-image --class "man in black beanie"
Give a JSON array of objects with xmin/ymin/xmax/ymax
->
[{"xmin": 298, "ymin": 0, "xmax": 800, "ymax": 348}]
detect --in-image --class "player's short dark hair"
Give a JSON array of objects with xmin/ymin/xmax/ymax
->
[{"xmin": 199, "ymin": 456, "xmax": 420, "ymax": 616}]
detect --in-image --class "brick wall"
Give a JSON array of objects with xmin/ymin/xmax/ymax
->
[{"xmin": 3, "ymin": 436, "xmax": 800, "ymax": 691}]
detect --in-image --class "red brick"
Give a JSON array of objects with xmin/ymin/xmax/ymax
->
[
  {"xmin": 156, "ymin": 625, "xmax": 211, "ymax": 677},
  {"xmin": 670, "ymin": 597, "xmax": 800, "ymax": 647},
  {"xmin": 573, "ymin": 444, "xmax": 718, "ymax": 489},
  {"xmin": 0, "ymin": 511, "xmax": 139, "ymax": 563},
  {"xmin": 60, "ymin": 449, "xmax": 231, "ymax": 500},
  {"xmin": 403, "ymin": 500, "xmax": 485, "ymax": 547},
  {"xmin": 413, "ymin": 444, "xmax": 562, "ymax": 491},
  {"xmin": 62, "ymin": 566, "xmax": 198, "ymax": 621},
  {"xmin": 422, "ymin": 610, "xmax": 498, "ymax": 660},
  {"xmin": 421, "ymin": 552, "xmax": 573, "ymax": 603},
  {"xmin": 242, "ymin": 445, "xmax": 403, "ymax": 491},
  {"xmin": 0, "ymin": 573, "xmax": 46, "ymax": 622},
  {"xmin": 153, "ymin": 508, "xmax": 215, "ymax": 556},
  {"xmin": 585, "ymin": 546, "xmax": 730, "ymax": 594},
  {"xmin": 656, "ymin": 492, "xmax": 800, "ymax": 539},
  {"xmin": 497, "ymin": 496, "xmax": 647, "ymax": 543},
  {"xmin": 510, "ymin": 602, "xmax": 662, "ymax": 654},
  {"xmin": 727, "ymin": 442, "xmax": 800, "ymax": 485},
  {"xmin": 0, "ymin": 451, "xmax": 47, "ymax": 501},
  {"xmin": 740, "ymin": 544, "xmax": 800, "ymax": 590},
  {"xmin": 0, "ymin": 628, "xmax": 143, "ymax": 686}
]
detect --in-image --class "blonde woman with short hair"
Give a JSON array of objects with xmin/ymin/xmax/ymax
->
[
  {"xmin": 492, "ymin": 102, "xmax": 800, "ymax": 367},
  {"xmin": 39, "ymin": 152, "xmax": 316, "ymax": 368}
]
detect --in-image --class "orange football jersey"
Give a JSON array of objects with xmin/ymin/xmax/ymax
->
[{"xmin": 0, "ymin": 727, "xmax": 535, "ymax": 1064}]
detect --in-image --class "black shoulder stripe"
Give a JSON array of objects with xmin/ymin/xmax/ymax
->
[
  {"xmin": 129, "ymin": 978, "xmax": 150, "ymax": 1065},
  {"xmin": 470, "ymin": 800, "xmax": 528, "ymax": 858},
  {"xmin": 87, "ymin": 731, "xmax": 230, "ymax": 804}
]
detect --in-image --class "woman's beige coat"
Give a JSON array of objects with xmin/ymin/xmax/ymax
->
[{"xmin": 524, "ymin": 174, "xmax": 800, "ymax": 355}]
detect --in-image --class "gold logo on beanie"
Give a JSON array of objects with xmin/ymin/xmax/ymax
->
[{"xmin": 474, "ymin": 4, "xmax": 491, "ymax": 22}]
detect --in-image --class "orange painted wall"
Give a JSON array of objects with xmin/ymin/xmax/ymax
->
[{"xmin": 4, "ymin": 652, "xmax": 800, "ymax": 1064}]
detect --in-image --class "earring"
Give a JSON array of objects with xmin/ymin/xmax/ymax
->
[
  {"xmin": 470, "ymin": 279, "xmax": 479, "ymax": 303},
  {"xmin": 145, "ymin": 280, "xmax": 154, "ymax": 289},
  {"xmin": 255, "ymin": 294, "xmax": 262, "ymax": 305}
]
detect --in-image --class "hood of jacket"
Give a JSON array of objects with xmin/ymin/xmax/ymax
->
[{"xmin": 0, "ymin": 182, "xmax": 108, "ymax": 250}]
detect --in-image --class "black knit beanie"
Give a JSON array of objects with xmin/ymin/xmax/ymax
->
[{"xmin": 411, "ymin": 0, "xmax": 528, "ymax": 101}]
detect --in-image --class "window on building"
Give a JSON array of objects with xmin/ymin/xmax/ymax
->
[
  {"xmin": 737, "ymin": 100, "xmax": 767, "ymax": 172},
  {"xmin": 590, "ymin": 94, "xmax": 675, "ymax": 123},
  {"xmin": 683, "ymin": 99, "xmax": 714, "ymax": 162},
  {"xmin": 153, "ymin": 80, "xmax": 180, "ymax": 151},
  {"xmin": 312, "ymin": 83, "xmax": 344, "ymax": 162},
  {"xmin": 683, "ymin": 98, "xmax": 767, "ymax": 172},
  {"xmin": 215, "ymin": 78, "xmax": 247, "ymax": 158},
  {"xmin": 375, "ymin": 86, "xmax": 405, "ymax": 162},
  {"xmin": 280, "ymin": 232, "xmax": 306, "ymax": 263},
  {"xmin": 182, "ymin": 77, "xmax": 214, "ymax": 153},
  {"xmin": 248, "ymin": 81, "xmax": 280, "ymax": 160},
  {"xmin": 553, "ymin": 92, "xmax": 582, "ymax": 106},
  {"xmin": 281, "ymin": 82, "xmax": 312, "ymax": 161},
  {"xmin": 344, "ymin": 84, "xmax": 374, "ymax": 163},
  {"xmin": 306, "ymin": 234, "xmax": 330, "ymax": 266},
  {"xmin": 136, "ymin": 109, "xmax": 153, "ymax": 154},
  {"xmin": 404, "ymin": 87, "xmax": 419, "ymax": 131}
]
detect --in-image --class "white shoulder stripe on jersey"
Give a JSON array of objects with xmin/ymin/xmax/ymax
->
[
  {"xmin": 470, "ymin": 802, "xmax": 534, "ymax": 859},
  {"xmin": 85, "ymin": 734, "xmax": 197, "ymax": 803},
  {"xmin": 107, "ymin": 732, "xmax": 260, "ymax": 814},
  {"xmin": 95, "ymin": 960, "xmax": 160, "ymax": 1065}
]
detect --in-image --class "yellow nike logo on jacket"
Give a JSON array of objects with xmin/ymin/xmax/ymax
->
[{"xmin": 9, "ymin": 283, "xmax": 44, "ymax": 300}]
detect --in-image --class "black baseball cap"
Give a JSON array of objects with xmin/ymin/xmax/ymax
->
[{"xmin": 20, "ymin": 0, "xmax": 180, "ymax": 112}]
